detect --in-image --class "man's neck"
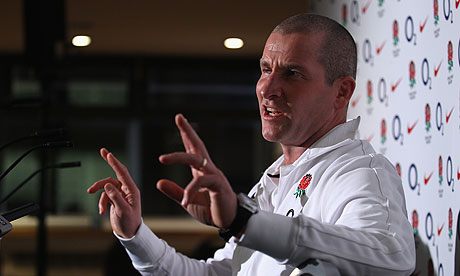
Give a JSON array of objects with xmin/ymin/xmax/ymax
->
[
  {"xmin": 280, "ymin": 117, "xmax": 347, "ymax": 166},
  {"xmin": 280, "ymin": 145, "xmax": 309, "ymax": 166}
]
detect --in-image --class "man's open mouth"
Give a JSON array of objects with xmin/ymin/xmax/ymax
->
[{"xmin": 265, "ymin": 107, "xmax": 283, "ymax": 117}]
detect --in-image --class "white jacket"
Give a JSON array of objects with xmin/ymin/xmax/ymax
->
[{"xmin": 118, "ymin": 118, "xmax": 416, "ymax": 275}]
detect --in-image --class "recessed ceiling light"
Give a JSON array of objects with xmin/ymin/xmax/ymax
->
[
  {"xmin": 224, "ymin": 38, "xmax": 244, "ymax": 49},
  {"xmin": 72, "ymin": 35, "xmax": 92, "ymax": 47}
]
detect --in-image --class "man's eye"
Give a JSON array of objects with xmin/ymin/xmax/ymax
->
[
  {"xmin": 262, "ymin": 68, "xmax": 272, "ymax": 74},
  {"xmin": 289, "ymin": 70, "xmax": 301, "ymax": 77}
]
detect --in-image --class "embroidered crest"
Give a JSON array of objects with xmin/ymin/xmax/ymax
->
[{"xmin": 294, "ymin": 174, "xmax": 312, "ymax": 198}]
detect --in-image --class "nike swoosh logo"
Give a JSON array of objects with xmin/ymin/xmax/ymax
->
[
  {"xmin": 438, "ymin": 224, "xmax": 445, "ymax": 236},
  {"xmin": 446, "ymin": 107, "xmax": 454, "ymax": 123},
  {"xmin": 424, "ymin": 172, "xmax": 433, "ymax": 184},
  {"xmin": 434, "ymin": 60, "xmax": 442, "ymax": 77},
  {"xmin": 457, "ymin": 167, "xmax": 460, "ymax": 180},
  {"xmin": 362, "ymin": 0, "xmax": 372, "ymax": 14},
  {"xmin": 420, "ymin": 16, "xmax": 428, "ymax": 32},
  {"xmin": 456, "ymin": 0, "xmax": 460, "ymax": 9},
  {"xmin": 376, "ymin": 40, "xmax": 386, "ymax": 55},
  {"xmin": 391, "ymin": 78, "xmax": 402, "ymax": 92},
  {"xmin": 407, "ymin": 120, "xmax": 418, "ymax": 134},
  {"xmin": 351, "ymin": 95, "xmax": 361, "ymax": 107}
]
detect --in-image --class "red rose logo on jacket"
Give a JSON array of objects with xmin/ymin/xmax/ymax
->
[{"xmin": 294, "ymin": 174, "xmax": 312, "ymax": 198}]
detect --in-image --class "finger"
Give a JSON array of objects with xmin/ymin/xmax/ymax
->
[
  {"xmin": 106, "ymin": 153, "xmax": 137, "ymax": 193},
  {"xmin": 98, "ymin": 191, "xmax": 110, "ymax": 215},
  {"xmin": 100, "ymin": 148, "xmax": 109, "ymax": 162},
  {"xmin": 156, "ymin": 179, "xmax": 184, "ymax": 204},
  {"xmin": 159, "ymin": 152, "xmax": 212, "ymax": 172},
  {"xmin": 103, "ymin": 183, "xmax": 130, "ymax": 215},
  {"xmin": 87, "ymin": 177, "xmax": 120, "ymax": 193},
  {"xmin": 182, "ymin": 174, "xmax": 220, "ymax": 206},
  {"xmin": 175, "ymin": 114, "xmax": 207, "ymax": 155}
]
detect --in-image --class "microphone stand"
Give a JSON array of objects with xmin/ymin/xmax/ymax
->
[
  {"xmin": 0, "ymin": 141, "xmax": 73, "ymax": 183},
  {"xmin": 0, "ymin": 128, "xmax": 65, "ymax": 153},
  {"xmin": 0, "ymin": 162, "xmax": 81, "ymax": 205}
]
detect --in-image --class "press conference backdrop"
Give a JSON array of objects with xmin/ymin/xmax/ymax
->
[{"xmin": 311, "ymin": 0, "xmax": 459, "ymax": 275}]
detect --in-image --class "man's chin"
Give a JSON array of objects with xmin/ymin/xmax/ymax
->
[{"xmin": 261, "ymin": 131, "xmax": 282, "ymax": 143}]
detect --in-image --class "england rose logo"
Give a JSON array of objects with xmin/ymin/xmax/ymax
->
[
  {"xmin": 367, "ymin": 80, "xmax": 373, "ymax": 104},
  {"xmin": 409, "ymin": 61, "xmax": 416, "ymax": 88},
  {"xmin": 294, "ymin": 174, "xmax": 312, "ymax": 198},
  {"xmin": 439, "ymin": 155, "xmax": 443, "ymax": 185},
  {"xmin": 381, "ymin": 119, "xmax": 387, "ymax": 144},
  {"xmin": 434, "ymin": 0, "xmax": 439, "ymax": 25},
  {"xmin": 425, "ymin": 103, "xmax": 431, "ymax": 132},
  {"xmin": 448, "ymin": 41, "xmax": 453, "ymax": 72},
  {"xmin": 393, "ymin": 20, "xmax": 399, "ymax": 46}
]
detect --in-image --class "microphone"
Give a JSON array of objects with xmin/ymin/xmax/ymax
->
[
  {"xmin": 0, "ymin": 161, "xmax": 81, "ymax": 205},
  {"xmin": 0, "ymin": 202, "xmax": 40, "ymax": 237},
  {"xmin": 0, "ymin": 141, "xmax": 74, "ymax": 183},
  {"xmin": 0, "ymin": 128, "xmax": 65, "ymax": 152}
]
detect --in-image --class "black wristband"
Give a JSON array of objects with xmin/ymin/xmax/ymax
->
[
  {"xmin": 219, "ymin": 205, "xmax": 251, "ymax": 241},
  {"xmin": 218, "ymin": 193, "xmax": 257, "ymax": 242}
]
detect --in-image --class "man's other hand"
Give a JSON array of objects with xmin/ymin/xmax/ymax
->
[{"xmin": 87, "ymin": 148, "xmax": 142, "ymax": 239}]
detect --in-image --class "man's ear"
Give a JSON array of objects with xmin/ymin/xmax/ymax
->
[{"xmin": 333, "ymin": 76, "xmax": 356, "ymax": 109}]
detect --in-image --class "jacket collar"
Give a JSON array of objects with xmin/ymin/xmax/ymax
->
[{"xmin": 265, "ymin": 117, "xmax": 360, "ymax": 176}]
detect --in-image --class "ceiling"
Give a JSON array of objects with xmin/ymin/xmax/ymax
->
[{"xmin": 1, "ymin": 0, "xmax": 309, "ymax": 57}]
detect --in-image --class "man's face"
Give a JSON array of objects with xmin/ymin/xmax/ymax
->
[{"xmin": 256, "ymin": 32, "xmax": 338, "ymax": 147}]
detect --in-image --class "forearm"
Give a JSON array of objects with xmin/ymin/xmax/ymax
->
[
  {"xmin": 117, "ymin": 221, "xmax": 232, "ymax": 276},
  {"xmin": 238, "ymin": 211, "xmax": 415, "ymax": 276}
]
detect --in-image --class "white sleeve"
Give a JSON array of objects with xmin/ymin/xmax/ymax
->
[
  {"xmin": 116, "ymin": 221, "xmax": 234, "ymax": 276},
  {"xmin": 238, "ymin": 159, "xmax": 416, "ymax": 275}
]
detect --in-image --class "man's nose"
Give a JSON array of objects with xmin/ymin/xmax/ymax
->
[{"xmin": 260, "ymin": 74, "xmax": 282, "ymax": 99}]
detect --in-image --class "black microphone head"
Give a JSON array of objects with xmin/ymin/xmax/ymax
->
[{"xmin": 44, "ymin": 141, "xmax": 74, "ymax": 148}]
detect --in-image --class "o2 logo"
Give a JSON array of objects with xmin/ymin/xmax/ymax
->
[
  {"xmin": 351, "ymin": 0, "xmax": 360, "ymax": 25},
  {"xmin": 392, "ymin": 115, "xmax": 404, "ymax": 145},
  {"xmin": 446, "ymin": 156, "xmax": 454, "ymax": 191},
  {"xmin": 408, "ymin": 163, "xmax": 420, "ymax": 195},
  {"xmin": 405, "ymin": 16, "xmax": 417, "ymax": 45},
  {"xmin": 422, "ymin": 58, "xmax": 433, "ymax": 89},
  {"xmin": 378, "ymin": 78, "xmax": 388, "ymax": 106},
  {"xmin": 458, "ymin": 38, "xmax": 460, "ymax": 67},
  {"xmin": 436, "ymin": 102, "xmax": 445, "ymax": 135},
  {"xmin": 363, "ymin": 39, "xmax": 374, "ymax": 66},
  {"xmin": 425, "ymin": 212, "xmax": 436, "ymax": 246},
  {"xmin": 443, "ymin": 0, "xmax": 454, "ymax": 23},
  {"xmin": 438, "ymin": 263, "xmax": 444, "ymax": 276}
]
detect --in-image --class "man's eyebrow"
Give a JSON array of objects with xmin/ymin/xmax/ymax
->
[
  {"xmin": 285, "ymin": 63, "xmax": 307, "ymax": 72},
  {"xmin": 259, "ymin": 59, "xmax": 270, "ymax": 67}
]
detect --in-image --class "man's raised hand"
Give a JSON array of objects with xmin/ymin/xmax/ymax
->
[
  {"xmin": 157, "ymin": 114, "xmax": 237, "ymax": 229},
  {"xmin": 87, "ymin": 148, "xmax": 142, "ymax": 239}
]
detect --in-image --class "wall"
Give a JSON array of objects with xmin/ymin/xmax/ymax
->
[{"xmin": 311, "ymin": 0, "xmax": 459, "ymax": 275}]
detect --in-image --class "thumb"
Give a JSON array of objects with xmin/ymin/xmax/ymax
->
[{"xmin": 104, "ymin": 183, "xmax": 130, "ymax": 211}]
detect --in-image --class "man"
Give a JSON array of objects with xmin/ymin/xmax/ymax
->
[{"xmin": 87, "ymin": 14, "xmax": 415, "ymax": 275}]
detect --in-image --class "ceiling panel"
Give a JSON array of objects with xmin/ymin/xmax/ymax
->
[{"xmin": 1, "ymin": 0, "xmax": 308, "ymax": 57}]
